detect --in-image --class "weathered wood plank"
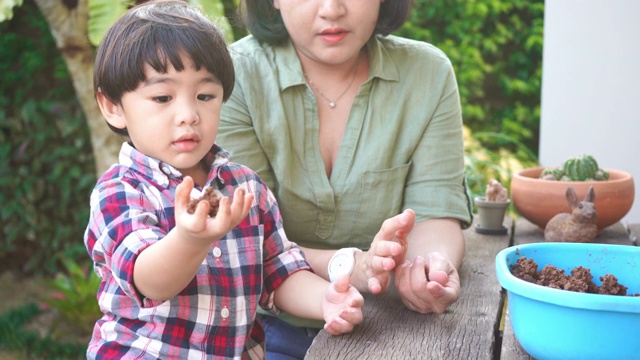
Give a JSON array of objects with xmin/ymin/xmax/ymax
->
[{"xmin": 305, "ymin": 218, "xmax": 512, "ymax": 359}]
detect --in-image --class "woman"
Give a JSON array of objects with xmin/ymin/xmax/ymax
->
[{"xmin": 218, "ymin": 0, "xmax": 473, "ymax": 358}]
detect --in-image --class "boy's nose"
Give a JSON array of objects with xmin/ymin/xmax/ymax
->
[{"xmin": 175, "ymin": 100, "xmax": 200, "ymax": 125}]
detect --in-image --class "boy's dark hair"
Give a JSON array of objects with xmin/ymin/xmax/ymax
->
[
  {"xmin": 239, "ymin": 0, "xmax": 414, "ymax": 45},
  {"xmin": 94, "ymin": 0, "xmax": 235, "ymax": 136}
]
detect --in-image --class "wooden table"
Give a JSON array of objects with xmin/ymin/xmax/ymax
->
[{"xmin": 305, "ymin": 217, "xmax": 638, "ymax": 359}]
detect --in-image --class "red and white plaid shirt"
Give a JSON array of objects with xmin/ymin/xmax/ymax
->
[{"xmin": 84, "ymin": 142, "xmax": 310, "ymax": 359}]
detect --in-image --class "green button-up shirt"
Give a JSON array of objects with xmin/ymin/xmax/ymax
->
[{"xmin": 219, "ymin": 34, "xmax": 472, "ymax": 253}]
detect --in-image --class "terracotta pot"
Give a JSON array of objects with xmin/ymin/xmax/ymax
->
[{"xmin": 510, "ymin": 167, "xmax": 635, "ymax": 232}]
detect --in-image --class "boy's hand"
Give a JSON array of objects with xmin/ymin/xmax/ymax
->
[
  {"xmin": 175, "ymin": 176, "xmax": 254, "ymax": 241},
  {"xmin": 322, "ymin": 275, "xmax": 365, "ymax": 335}
]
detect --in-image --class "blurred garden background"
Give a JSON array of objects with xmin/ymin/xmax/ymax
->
[{"xmin": 0, "ymin": 0, "xmax": 542, "ymax": 358}]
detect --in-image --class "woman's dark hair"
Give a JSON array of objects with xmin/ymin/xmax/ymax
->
[
  {"xmin": 240, "ymin": 0, "xmax": 414, "ymax": 45},
  {"xmin": 94, "ymin": 0, "xmax": 235, "ymax": 136}
]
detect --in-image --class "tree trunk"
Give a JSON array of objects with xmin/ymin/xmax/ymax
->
[{"xmin": 33, "ymin": 0, "xmax": 120, "ymax": 176}]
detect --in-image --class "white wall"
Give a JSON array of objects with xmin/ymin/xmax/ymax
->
[{"xmin": 540, "ymin": 0, "xmax": 640, "ymax": 224}]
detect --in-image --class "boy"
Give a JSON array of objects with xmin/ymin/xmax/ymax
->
[{"xmin": 84, "ymin": 1, "xmax": 364, "ymax": 358}]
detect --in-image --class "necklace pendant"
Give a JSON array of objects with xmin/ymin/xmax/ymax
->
[{"xmin": 329, "ymin": 101, "xmax": 336, "ymax": 108}]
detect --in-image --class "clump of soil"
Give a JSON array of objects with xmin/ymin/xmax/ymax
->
[
  {"xmin": 187, "ymin": 187, "xmax": 220, "ymax": 217},
  {"xmin": 510, "ymin": 256, "xmax": 631, "ymax": 296}
]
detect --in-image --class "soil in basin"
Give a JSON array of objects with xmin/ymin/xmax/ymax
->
[{"xmin": 510, "ymin": 256, "xmax": 636, "ymax": 296}]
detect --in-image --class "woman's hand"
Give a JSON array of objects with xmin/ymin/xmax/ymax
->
[
  {"xmin": 353, "ymin": 209, "xmax": 415, "ymax": 294},
  {"xmin": 322, "ymin": 275, "xmax": 365, "ymax": 335},
  {"xmin": 393, "ymin": 252, "xmax": 461, "ymax": 314}
]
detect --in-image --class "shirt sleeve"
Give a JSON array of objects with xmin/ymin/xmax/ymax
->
[
  {"xmin": 403, "ymin": 61, "xmax": 473, "ymax": 228},
  {"xmin": 246, "ymin": 172, "xmax": 311, "ymax": 313},
  {"xmin": 84, "ymin": 175, "xmax": 166, "ymax": 307}
]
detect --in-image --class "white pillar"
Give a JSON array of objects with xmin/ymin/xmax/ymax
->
[{"xmin": 540, "ymin": 0, "xmax": 640, "ymax": 224}]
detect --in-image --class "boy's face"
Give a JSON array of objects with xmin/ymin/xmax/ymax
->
[{"xmin": 100, "ymin": 54, "xmax": 223, "ymax": 180}]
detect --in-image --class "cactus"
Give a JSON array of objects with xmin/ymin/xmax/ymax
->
[
  {"xmin": 563, "ymin": 154, "xmax": 599, "ymax": 181},
  {"xmin": 540, "ymin": 167, "xmax": 564, "ymax": 181},
  {"xmin": 539, "ymin": 154, "xmax": 610, "ymax": 182}
]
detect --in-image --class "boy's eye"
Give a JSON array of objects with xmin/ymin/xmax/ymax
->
[
  {"xmin": 197, "ymin": 94, "xmax": 215, "ymax": 101},
  {"xmin": 153, "ymin": 96, "xmax": 171, "ymax": 103}
]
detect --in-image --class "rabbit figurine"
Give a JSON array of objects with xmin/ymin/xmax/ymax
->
[{"xmin": 544, "ymin": 186, "xmax": 598, "ymax": 243}]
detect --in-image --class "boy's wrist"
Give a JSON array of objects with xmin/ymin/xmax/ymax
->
[{"xmin": 327, "ymin": 247, "xmax": 362, "ymax": 283}]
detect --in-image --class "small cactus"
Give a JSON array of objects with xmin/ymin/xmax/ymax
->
[
  {"xmin": 539, "ymin": 154, "xmax": 610, "ymax": 182},
  {"xmin": 485, "ymin": 179, "xmax": 508, "ymax": 202},
  {"xmin": 540, "ymin": 167, "xmax": 564, "ymax": 181}
]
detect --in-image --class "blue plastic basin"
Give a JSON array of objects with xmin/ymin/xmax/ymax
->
[{"xmin": 495, "ymin": 242, "xmax": 640, "ymax": 360}]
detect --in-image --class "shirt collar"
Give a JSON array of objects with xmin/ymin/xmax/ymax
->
[
  {"xmin": 118, "ymin": 142, "xmax": 230, "ymax": 188},
  {"xmin": 274, "ymin": 35, "xmax": 401, "ymax": 93}
]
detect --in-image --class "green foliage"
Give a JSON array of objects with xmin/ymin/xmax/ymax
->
[
  {"xmin": 0, "ymin": 1, "xmax": 96, "ymax": 275},
  {"xmin": 398, "ymin": 0, "xmax": 544, "ymax": 156},
  {"xmin": 41, "ymin": 258, "xmax": 101, "ymax": 337},
  {"xmin": 87, "ymin": 0, "xmax": 132, "ymax": 46},
  {"xmin": 0, "ymin": 0, "xmax": 23, "ymax": 22},
  {"xmin": 0, "ymin": 303, "xmax": 86, "ymax": 359},
  {"xmin": 87, "ymin": 0, "xmax": 235, "ymax": 46},
  {"xmin": 464, "ymin": 128, "xmax": 538, "ymax": 199}
]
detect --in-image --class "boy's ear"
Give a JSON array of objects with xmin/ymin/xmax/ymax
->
[{"xmin": 96, "ymin": 89, "xmax": 127, "ymax": 129}]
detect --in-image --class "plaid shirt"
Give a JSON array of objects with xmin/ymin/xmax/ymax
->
[{"xmin": 84, "ymin": 142, "xmax": 310, "ymax": 359}]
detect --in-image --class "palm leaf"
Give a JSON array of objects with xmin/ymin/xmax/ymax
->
[
  {"xmin": 88, "ymin": 0, "xmax": 132, "ymax": 46},
  {"xmin": 189, "ymin": 0, "xmax": 235, "ymax": 43},
  {"xmin": 0, "ymin": 0, "xmax": 23, "ymax": 22}
]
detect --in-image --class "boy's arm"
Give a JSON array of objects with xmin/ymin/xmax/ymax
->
[
  {"xmin": 133, "ymin": 176, "xmax": 253, "ymax": 300},
  {"xmin": 273, "ymin": 271, "xmax": 364, "ymax": 335}
]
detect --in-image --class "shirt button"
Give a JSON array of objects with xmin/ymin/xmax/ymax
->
[
  {"xmin": 221, "ymin": 307, "xmax": 230, "ymax": 318},
  {"xmin": 213, "ymin": 247, "xmax": 222, "ymax": 258}
]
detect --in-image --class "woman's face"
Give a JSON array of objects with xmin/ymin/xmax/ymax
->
[{"xmin": 273, "ymin": 0, "xmax": 382, "ymax": 66}]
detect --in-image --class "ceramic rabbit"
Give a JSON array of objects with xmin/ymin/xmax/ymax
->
[{"xmin": 544, "ymin": 186, "xmax": 597, "ymax": 243}]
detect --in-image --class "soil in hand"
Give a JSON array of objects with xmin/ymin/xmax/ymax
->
[{"xmin": 510, "ymin": 256, "xmax": 634, "ymax": 296}]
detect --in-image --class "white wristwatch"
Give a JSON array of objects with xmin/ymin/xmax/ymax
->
[{"xmin": 328, "ymin": 247, "xmax": 362, "ymax": 282}]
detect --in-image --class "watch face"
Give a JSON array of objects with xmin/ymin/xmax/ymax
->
[{"xmin": 330, "ymin": 253, "xmax": 350, "ymax": 273}]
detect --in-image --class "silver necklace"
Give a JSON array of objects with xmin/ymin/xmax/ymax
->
[{"xmin": 304, "ymin": 62, "xmax": 358, "ymax": 109}]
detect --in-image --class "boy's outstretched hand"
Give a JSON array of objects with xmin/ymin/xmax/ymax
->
[
  {"xmin": 175, "ymin": 176, "xmax": 254, "ymax": 242},
  {"xmin": 322, "ymin": 275, "xmax": 365, "ymax": 335}
]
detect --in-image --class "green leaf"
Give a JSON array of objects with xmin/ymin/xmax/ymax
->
[
  {"xmin": 0, "ymin": 0, "xmax": 23, "ymax": 22},
  {"xmin": 189, "ymin": 0, "xmax": 235, "ymax": 43},
  {"xmin": 88, "ymin": 0, "xmax": 132, "ymax": 46}
]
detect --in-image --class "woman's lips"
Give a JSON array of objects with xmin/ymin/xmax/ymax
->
[{"xmin": 319, "ymin": 30, "xmax": 348, "ymax": 45}]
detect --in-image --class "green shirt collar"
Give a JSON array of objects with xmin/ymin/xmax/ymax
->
[{"xmin": 274, "ymin": 36, "xmax": 401, "ymax": 93}]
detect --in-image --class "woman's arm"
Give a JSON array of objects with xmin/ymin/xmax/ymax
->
[
  {"xmin": 393, "ymin": 218, "xmax": 465, "ymax": 314},
  {"xmin": 406, "ymin": 218, "xmax": 465, "ymax": 269}
]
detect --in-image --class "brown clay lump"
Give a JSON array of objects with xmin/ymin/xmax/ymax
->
[
  {"xmin": 510, "ymin": 256, "xmax": 629, "ymax": 296},
  {"xmin": 187, "ymin": 187, "xmax": 220, "ymax": 217}
]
